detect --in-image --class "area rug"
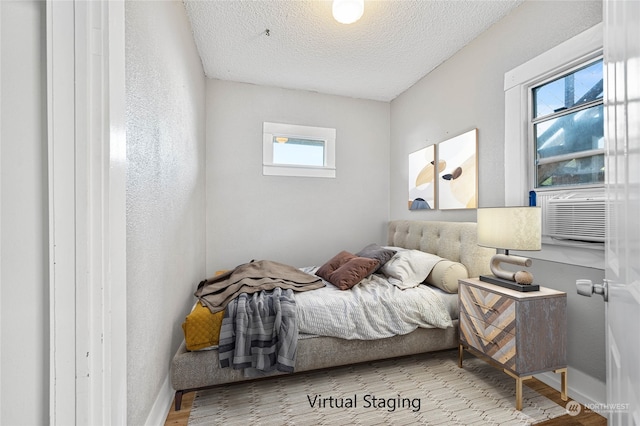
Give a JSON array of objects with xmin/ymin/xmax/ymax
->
[{"xmin": 187, "ymin": 350, "xmax": 567, "ymax": 425}]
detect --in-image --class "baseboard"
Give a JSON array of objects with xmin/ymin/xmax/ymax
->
[
  {"xmin": 145, "ymin": 374, "xmax": 174, "ymax": 426},
  {"xmin": 534, "ymin": 367, "xmax": 606, "ymax": 414}
]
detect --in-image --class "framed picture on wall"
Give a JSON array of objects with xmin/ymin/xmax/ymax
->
[
  {"xmin": 408, "ymin": 145, "xmax": 436, "ymax": 210},
  {"xmin": 437, "ymin": 129, "xmax": 478, "ymax": 209}
]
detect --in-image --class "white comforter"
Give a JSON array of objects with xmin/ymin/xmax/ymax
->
[{"xmin": 295, "ymin": 267, "xmax": 453, "ymax": 340}]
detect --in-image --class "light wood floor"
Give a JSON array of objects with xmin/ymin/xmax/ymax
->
[
  {"xmin": 526, "ymin": 378, "xmax": 607, "ymax": 426},
  {"xmin": 163, "ymin": 377, "xmax": 606, "ymax": 426},
  {"xmin": 164, "ymin": 391, "xmax": 195, "ymax": 426}
]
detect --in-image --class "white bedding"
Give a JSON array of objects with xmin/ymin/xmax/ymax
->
[{"xmin": 295, "ymin": 267, "xmax": 453, "ymax": 340}]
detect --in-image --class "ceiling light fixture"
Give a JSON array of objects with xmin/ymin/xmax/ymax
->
[{"xmin": 332, "ymin": 0, "xmax": 364, "ymax": 24}]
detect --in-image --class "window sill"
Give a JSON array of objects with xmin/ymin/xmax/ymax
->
[
  {"xmin": 262, "ymin": 164, "xmax": 336, "ymax": 178},
  {"xmin": 512, "ymin": 239, "xmax": 604, "ymax": 270}
]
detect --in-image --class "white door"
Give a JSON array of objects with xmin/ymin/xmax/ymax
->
[{"xmin": 604, "ymin": 0, "xmax": 640, "ymax": 424}]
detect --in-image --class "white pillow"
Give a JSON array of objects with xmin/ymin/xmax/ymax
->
[{"xmin": 380, "ymin": 249, "xmax": 443, "ymax": 289}]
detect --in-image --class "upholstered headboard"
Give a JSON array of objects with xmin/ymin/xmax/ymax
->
[{"xmin": 387, "ymin": 220, "xmax": 495, "ymax": 279}]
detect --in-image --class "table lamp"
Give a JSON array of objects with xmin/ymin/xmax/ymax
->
[{"xmin": 477, "ymin": 206, "xmax": 542, "ymax": 291}]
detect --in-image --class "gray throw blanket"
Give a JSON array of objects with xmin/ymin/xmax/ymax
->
[
  {"xmin": 195, "ymin": 260, "xmax": 324, "ymax": 313},
  {"xmin": 218, "ymin": 288, "xmax": 298, "ymax": 377}
]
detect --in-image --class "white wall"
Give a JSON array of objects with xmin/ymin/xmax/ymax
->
[
  {"xmin": 206, "ymin": 80, "xmax": 390, "ymax": 274},
  {"xmin": 391, "ymin": 0, "xmax": 603, "ymax": 221},
  {"xmin": 390, "ymin": 0, "xmax": 605, "ymax": 399},
  {"xmin": 125, "ymin": 1, "xmax": 206, "ymax": 424},
  {"xmin": 0, "ymin": 2, "xmax": 48, "ymax": 425}
]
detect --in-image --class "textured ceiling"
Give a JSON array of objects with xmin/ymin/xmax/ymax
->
[{"xmin": 183, "ymin": 0, "xmax": 525, "ymax": 102}]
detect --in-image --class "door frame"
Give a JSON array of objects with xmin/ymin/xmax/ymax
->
[{"xmin": 46, "ymin": 0, "xmax": 127, "ymax": 424}]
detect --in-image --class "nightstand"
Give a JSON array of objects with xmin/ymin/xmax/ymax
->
[{"xmin": 458, "ymin": 278, "xmax": 568, "ymax": 410}]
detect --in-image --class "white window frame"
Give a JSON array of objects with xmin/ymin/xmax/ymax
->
[
  {"xmin": 504, "ymin": 23, "xmax": 604, "ymax": 268},
  {"xmin": 504, "ymin": 23, "xmax": 603, "ymax": 205},
  {"xmin": 263, "ymin": 122, "xmax": 336, "ymax": 178},
  {"xmin": 529, "ymin": 57, "xmax": 604, "ymax": 191}
]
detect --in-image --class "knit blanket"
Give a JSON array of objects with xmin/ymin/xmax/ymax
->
[
  {"xmin": 195, "ymin": 260, "xmax": 324, "ymax": 313},
  {"xmin": 218, "ymin": 288, "xmax": 298, "ymax": 377}
]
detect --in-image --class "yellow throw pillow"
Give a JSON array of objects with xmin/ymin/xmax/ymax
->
[{"xmin": 182, "ymin": 302, "xmax": 225, "ymax": 351}]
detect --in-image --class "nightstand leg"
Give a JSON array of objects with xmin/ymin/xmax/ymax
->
[
  {"xmin": 504, "ymin": 369, "xmax": 532, "ymax": 411},
  {"xmin": 458, "ymin": 344, "xmax": 464, "ymax": 368},
  {"xmin": 555, "ymin": 368, "xmax": 568, "ymax": 401},
  {"xmin": 515, "ymin": 377, "xmax": 523, "ymax": 411}
]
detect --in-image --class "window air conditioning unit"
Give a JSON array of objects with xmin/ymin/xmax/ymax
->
[{"xmin": 544, "ymin": 192, "xmax": 605, "ymax": 243}]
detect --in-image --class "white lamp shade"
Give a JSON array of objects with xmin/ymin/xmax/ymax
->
[
  {"xmin": 477, "ymin": 207, "xmax": 542, "ymax": 251},
  {"xmin": 332, "ymin": 0, "xmax": 364, "ymax": 24}
]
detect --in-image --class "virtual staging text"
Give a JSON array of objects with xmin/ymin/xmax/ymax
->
[{"xmin": 306, "ymin": 394, "xmax": 421, "ymax": 412}]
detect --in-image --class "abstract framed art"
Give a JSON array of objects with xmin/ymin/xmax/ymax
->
[
  {"xmin": 408, "ymin": 145, "xmax": 436, "ymax": 210},
  {"xmin": 437, "ymin": 129, "xmax": 478, "ymax": 209}
]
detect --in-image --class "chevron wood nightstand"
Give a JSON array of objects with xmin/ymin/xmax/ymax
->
[{"xmin": 457, "ymin": 278, "xmax": 568, "ymax": 410}]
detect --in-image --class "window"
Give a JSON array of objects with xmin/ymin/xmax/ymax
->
[
  {"xmin": 531, "ymin": 59, "xmax": 604, "ymax": 189},
  {"xmin": 504, "ymin": 24, "xmax": 605, "ymax": 265},
  {"xmin": 273, "ymin": 137, "xmax": 325, "ymax": 167},
  {"xmin": 504, "ymin": 23, "xmax": 603, "ymax": 207},
  {"xmin": 263, "ymin": 122, "xmax": 336, "ymax": 178}
]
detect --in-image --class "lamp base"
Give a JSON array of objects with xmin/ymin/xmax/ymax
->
[{"xmin": 479, "ymin": 275, "xmax": 540, "ymax": 292}]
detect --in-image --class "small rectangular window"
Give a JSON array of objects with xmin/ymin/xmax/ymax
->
[
  {"xmin": 531, "ymin": 58, "xmax": 604, "ymax": 189},
  {"xmin": 263, "ymin": 122, "xmax": 336, "ymax": 178},
  {"xmin": 272, "ymin": 137, "xmax": 325, "ymax": 167}
]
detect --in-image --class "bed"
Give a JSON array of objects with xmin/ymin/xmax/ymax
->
[{"xmin": 170, "ymin": 220, "xmax": 495, "ymax": 410}]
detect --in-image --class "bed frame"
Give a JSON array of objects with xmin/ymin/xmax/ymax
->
[{"xmin": 171, "ymin": 220, "xmax": 495, "ymax": 410}]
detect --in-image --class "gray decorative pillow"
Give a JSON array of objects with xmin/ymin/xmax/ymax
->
[{"xmin": 355, "ymin": 243, "xmax": 397, "ymax": 272}]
